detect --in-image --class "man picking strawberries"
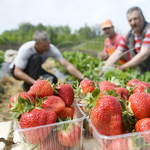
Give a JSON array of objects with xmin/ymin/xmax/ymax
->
[{"xmin": 9, "ymin": 30, "xmax": 85, "ymax": 91}]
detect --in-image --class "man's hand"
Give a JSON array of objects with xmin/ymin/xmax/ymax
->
[
  {"xmin": 114, "ymin": 65, "xmax": 126, "ymax": 71},
  {"xmin": 99, "ymin": 67, "xmax": 105, "ymax": 76},
  {"xmin": 37, "ymin": 76, "xmax": 43, "ymax": 81},
  {"xmin": 100, "ymin": 52, "xmax": 109, "ymax": 61}
]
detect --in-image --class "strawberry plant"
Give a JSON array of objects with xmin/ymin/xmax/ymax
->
[{"xmin": 55, "ymin": 51, "xmax": 104, "ymax": 81}]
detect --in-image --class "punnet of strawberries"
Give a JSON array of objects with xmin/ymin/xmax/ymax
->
[
  {"xmin": 9, "ymin": 79, "xmax": 82, "ymax": 149},
  {"xmin": 73, "ymin": 77, "xmax": 150, "ymax": 150}
]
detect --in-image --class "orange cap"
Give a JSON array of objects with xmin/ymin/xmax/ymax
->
[{"xmin": 101, "ymin": 20, "xmax": 113, "ymax": 29}]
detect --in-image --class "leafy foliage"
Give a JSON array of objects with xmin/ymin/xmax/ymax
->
[
  {"xmin": 0, "ymin": 23, "xmax": 105, "ymax": 47},
  {"xmin": 55, "ymin": 51, "xmax": 150, "ymax": 84},
  {"xmin": 55, "ymin": 51, "xmax": 104, "ymax": 81},
  {"xmin": 0, "ymin": 50, "xmax": 4, "ymax": 63}
]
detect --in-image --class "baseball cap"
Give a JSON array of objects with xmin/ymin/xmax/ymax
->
[{"xmin": 101, "ymin": 20, "xmax": 113, "ymax": 29}]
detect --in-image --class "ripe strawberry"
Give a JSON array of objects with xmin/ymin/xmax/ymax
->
[
  {"xmin": 20, "ymin": 108, "xmax": 57, "ymax": 145},
  {"xmin": 80, "ymin": 79, "xmax": 95, "ymax": 95},
  {"xmin": 99, "ymin": 85, "xmax": 115, "ymax": 97},
  {"xmin": 41, "ymin": 96, "xmax": 65, "ymax": 114},
  {"xmin": 127, "ymin": 79, "xmax": 140, "ymax": 87},
  {"xmin": 55, "ymin": 84, "xmax": 74, "ymax": 107},
  {"xmin": 57, "ymin": 123, "xmax": 81, "ymax": 147},
  {"xmin": 129, "ymin": 93, "xmax": 150, "ymax": 119},
  {"xmin": 135, "ymin": 118, "xmax": 150, "ymax": 132},
  {"xmin": 40, "ymin": 132, "xmax": 64, "ymax": 150},
  {"xmin": 99, "ymin": 85, "xmax": 122, "ymax": 100},
  {"xmin": 135, "ymin": 118, "xmax": 150, "ymax": 147},
  {"xmin": 98, "ymin": 81, "xmax": 118, "ymax": 88},
  {"xmin": 115, "ymin": 87, "xmax": 129, "ymax": 100},
  {"xmin": 90, "ymin": 95, "xmax": 122, "ymax": 136},
  {"xmin": 9, "ymin": 92, "xmax": 35, "ymax": 110},
  {"xmin": 57, "ymin": 107, "xmax": 74, "ymax": 120},
  {"xmin": 133, "ymin": 82, "xmax": 150, "ymax": 94},
  {"xmin": 28, "ymin": 80, "xmax": 54, "ymax": 98},
  {"xmin": 107, "ymin": 139, "xmax": 128, "ymax": 150}
]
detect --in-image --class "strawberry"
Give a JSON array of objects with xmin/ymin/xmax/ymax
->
[
  {"xmin": 28, "ymin": 80, "xmax": 54, "ymax": 98},
  {"xmin": 55, "ymin": 84, "xmax": 74, "ymax": 107},
  {"xmin": 57, "ymin": 107, "xmax": 74, "ymax": 120},
  {"xmin": 57, "ymin": 123, "xmax": 81, "ymax": 147},
  {"xmin": 40, "ymin": 132, "xmax": 64, "ymax": 150},
  {"xmin": 90, "ymin": 95, "xmax": 122, "ymax": 136},
  {"xmin": 135, "ymin": 118, "xmax": 150, "ymax": 133},
  {"xmin": 9, "ymin": 92, "xmax": 35, "ymax": 110},
  {"xmin": 20, "ymin": 108, "xmax": 57, "ymax": 145},
  {"xmin": 127, "ymin": 79, "xmax": 140, "ymax": 87},
  {"xmin": 98, "ymin": 81, "xmax": 118, "ymax": 88},
  {"xmin": 80, "ymin": 79, "xmax": 95, "ymax": 95},
  {"xmin": 99, "ymin": 85, "xmax": 115, "ymax": 97},
  {"xmin": 115, "ymin": 87, "xmax": 129, "ymax": 100},
  {"xmin": 135, "ymin": 118, "xmax": 150, "ymax": 148},
  {"xmin": 133, "ymin": 82, "xmax": 150, "ymax": 93},
  {"xmin": 99, "ymin": 85, "xmax": 122, "ymax": 100},
  {"xmin": 107, "ymin": 139, "xmax": 128, "ymax": 150},
  {"xmin": 41, "ymin": 96, "xmax": 65, "ymax": 114},
  {"xmin": 128, "ymin": 93, "xmax": 150, "ymax": 119}
]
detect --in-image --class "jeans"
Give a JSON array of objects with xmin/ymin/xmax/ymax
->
[{"xmin": 10, "ymin": 54, "xmax": 58, "ymax": 91}]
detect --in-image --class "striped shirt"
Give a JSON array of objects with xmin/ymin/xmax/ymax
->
[{"xmin": 118, "ymin": 27, "xmax": 150, "ymax": 53}]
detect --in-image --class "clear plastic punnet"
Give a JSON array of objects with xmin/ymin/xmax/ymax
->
[
  {"xmin": 88, "ymin": 119, "xmax": 150, "ymax": 150},
  {"xmin": 13, "ymin": 103, "xmax": 86, "ymax": 150}
]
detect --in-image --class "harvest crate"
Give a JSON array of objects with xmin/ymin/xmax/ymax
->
[{"xmin": 14, "ymin": 104, "xmax": 86, "ymax": 150}]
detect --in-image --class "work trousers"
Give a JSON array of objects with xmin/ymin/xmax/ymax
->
[{"xmin": 10, "ymin": 54, "xmax": 58, "ymax": 91}]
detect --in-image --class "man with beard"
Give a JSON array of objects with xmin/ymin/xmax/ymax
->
[{"xmin": 99, "ymin": 6, "xmax": 150, "ymax": 75}]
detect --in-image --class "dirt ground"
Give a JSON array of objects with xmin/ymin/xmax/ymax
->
[{"xmin": 0, "ymin": 59, "xmax": 65, "ymax": 122}]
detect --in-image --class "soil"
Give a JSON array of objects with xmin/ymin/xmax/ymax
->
[{"xmin": 0, "ymin": 58, "xmax": 65, "ymax": 122}]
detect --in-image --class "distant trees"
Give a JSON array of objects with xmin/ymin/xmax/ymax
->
[{"xmin": 0, "ymin": 23, "xmax": 106, "ymax": 47}]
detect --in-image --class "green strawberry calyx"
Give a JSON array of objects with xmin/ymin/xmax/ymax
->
[
  {"xmin": 10, "ymin": 92, "xmax": 48, "ymax": 120},
  {"xmin": 58, "ymin": 117, "xmax": 74, "ymax": 131},
  {"xmin": 79, "ymin": 87, "xmax": 100, "ymax": 116}
]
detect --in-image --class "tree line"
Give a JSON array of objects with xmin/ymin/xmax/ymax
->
[{"xmin": 0, "ymin": 23, "xmax": 106, "ymax": 47}]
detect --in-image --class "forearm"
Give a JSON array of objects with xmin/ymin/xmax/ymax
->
[
  {"xmin": 104, "ymin": 50, "xmax": 121, "ymax": 67},
  {"xmin": 121, "ymin": 52, "xmax": 149, "ymax": 70},
  {"xmin": 14, "ymin": 71, "xmax": 36, "ymax": 85},
  {"xmin": 65, "ymin": 63, "xmax": 84, "ymax": 80}
]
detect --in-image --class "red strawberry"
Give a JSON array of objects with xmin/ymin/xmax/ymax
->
[
  {"xmin": 57, "ymin": 107, "xmax": 74, "ymax": 120},
  {"xmin": 55, "ymin": 84, "xmax": 74, "ymax": 107},
  {"xmin": 127, "ymin": 79, "xmax": 140, "ymax": 87},
  {"xmin": 9, "ymin": 92, "xmax": 35, "ymax": 110},
  {"xmin": 98, "ymin": 81, "xmax": 118, "ymax": 88},
  {"xmin": 129, "ymin": 93, "xmax": 150, "ymax": 119},
  {"xmin": 57, "ymin": 124, "xmax": 81, "ymax": 147},
  {"xmin": 80, "ymin": 79, "xmax": 95, "ymax": 95},
  {"xmin": 20, "ymin": 108, "xmax": 57, "ymax": 145},
  {"xmin": 99, "ymin": 85, "xmax": 115, "ymax": 97},
  {"xmin": 28, "ymin": 80, "xmax": 54, "ymax": 98},
  {"xmin": 135, "ymin": 118, "xmax": 150, "ymax": 144},
  {"xmin": 40, "ymin": 132, "xmax": 64, "ymax": 150},
  {"xmin": 90, "ymin": 95, "xmax": 122, "ymax": 136},
  {"xmin": 107, "ymin": 139, "xmax": 128, "ymax": 150},
  {"xmin": 41, "ymin": 96, "xmax": 65, "ymax": 114},
  {"xmin": 115, "ymin": 87, "xmax": 129, "ymax": 100},
  {"xmin": 100, "ymin": 85, "xmax": 122, "ymax": 100},
  {"xmin": 133, "ymin": 82, "xmax": 150, "ymax": 93}
]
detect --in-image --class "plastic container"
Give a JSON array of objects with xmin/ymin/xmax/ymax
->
[
  {"xmin": 88, "ymin": 119, "xmax": 150, "ymax": 150},
  {"xmin": 75, "ymin": 100, "xmax": 93, "ymax": 139},
  {"xmin": 13, "ymin": 103, "xmax": 86, "ymax": 150}
]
